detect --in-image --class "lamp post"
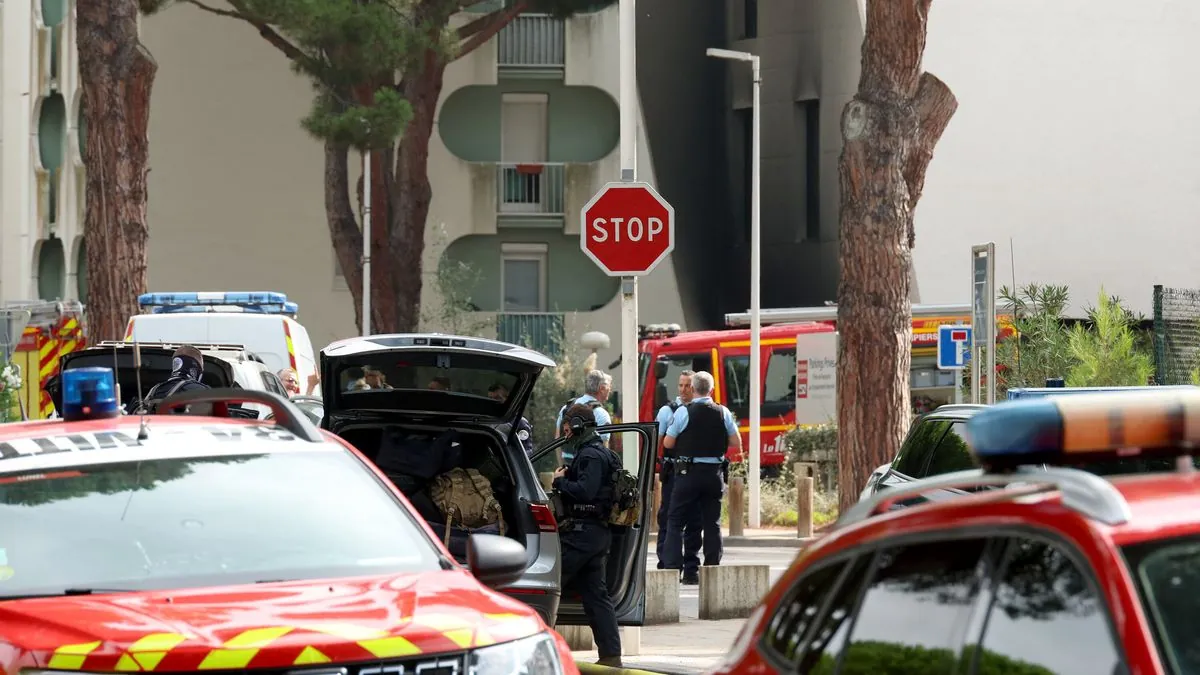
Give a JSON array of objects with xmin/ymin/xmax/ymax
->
[
  {"xmin": 706, "ymin": 47, "xmax": 761, "ymax": 528},
  {"xmin": 361, "ymin": 149, "xmax": 372, "ymax": 337}
]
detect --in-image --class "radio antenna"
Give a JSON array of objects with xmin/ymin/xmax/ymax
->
[{"xmin": 133, "ymin": 341, "xmax": 149, "ymax": 441}]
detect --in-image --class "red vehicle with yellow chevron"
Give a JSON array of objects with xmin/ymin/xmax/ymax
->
[{"xmin": 0, "ymin": 369, "xmax": 576, "ymax": 675}]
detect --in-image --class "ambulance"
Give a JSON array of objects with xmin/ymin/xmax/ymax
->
[{"xmin": 124, "ymin": 292, "xmax": 320, "ymax": 395}]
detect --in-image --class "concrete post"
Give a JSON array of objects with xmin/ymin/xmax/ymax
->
[{"xmin": 728, "ymin": 476, "xmax": 745, "ymax": 536}]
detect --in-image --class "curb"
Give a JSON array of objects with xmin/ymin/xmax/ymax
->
[
  {"xmin": 577, "ymin": 665, "xmax": 673, "ymax": 675},
  {"xmin": 646, "ymin": 532, "xmax": 813, "ymax": 550}
]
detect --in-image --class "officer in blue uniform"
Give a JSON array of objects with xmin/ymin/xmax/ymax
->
[
  {"xmin": 488, "ymin": 383, "xmax": 534, "ymax": 455},
  {"xmin": 654, "ymin": 369, "xmax": 701, "ymax": 569},
  {"xmin": 555, "ymin": 370, "xmax": 613, "ymax": 460},
  {"xmin": 660, "ymin": 371, "xmax": 741, "ymax": 584}
]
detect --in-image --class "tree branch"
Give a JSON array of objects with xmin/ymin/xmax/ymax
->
[
  {"xmin": 181, "ymin": 0, "xmax": 242, "ymax": 19},
  {"xmin": 456, "ymin": 2, "xmax": 528, "ymax": 59},
  {"xmin": 207, "ymin": 0, "xmax": 312, "ymax": 67},
  {"xmin": 902, "ymin": 72, "xmax": 957, "ymax": 246}
]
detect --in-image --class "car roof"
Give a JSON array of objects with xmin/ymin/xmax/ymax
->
[
  {"xmin": 919, "ymin": 403, "xmax": 988, "ymax": 420},
  {"xmin": 0, "ymin": 416, "xmax": 344, "ymax": 475}
]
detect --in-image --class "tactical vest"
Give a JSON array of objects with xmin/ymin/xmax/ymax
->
[
  {"xmin": 563, "ymin": 439, "xmax": 618, "ymax": 520},
  {"xmin": 673, "ymin": 401, "xmax": 729, "ymax": 459}
]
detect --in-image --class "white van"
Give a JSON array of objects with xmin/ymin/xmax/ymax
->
[{"xmin": 125, "ymin": 292, "xmax": 321, "ymax": 396}]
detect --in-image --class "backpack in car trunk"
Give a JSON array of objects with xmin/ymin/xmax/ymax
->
[{"xmin": 428, "ymin": 467, "xmax": 506, "ymax": 547}]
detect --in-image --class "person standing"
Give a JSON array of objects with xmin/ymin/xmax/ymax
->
[
  {"xmin": 552, "ymin": 403, "xmax": 623, "ymax": 667},
  {"xmin": 128, "ymin": 345, "xmax": 212, "ymax": 414},
  {"xmin": 654, "ymin": 370, "xmax": 701, "ymax": 570},
  {"xmin": 488, "ymin": 382, "xmax": 534, "ymax": 455},
  {"xmin": 659, "ymin": 371, "xmax": 741, "ymax": 584},
  {"xmin": 554, "ymin": 370, "xmax": 613, "ymax": 458}
]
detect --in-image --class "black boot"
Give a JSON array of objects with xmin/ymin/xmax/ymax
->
[{"xmin": 597, "ymin": 655, "xmax": 623, "ymax": 667}]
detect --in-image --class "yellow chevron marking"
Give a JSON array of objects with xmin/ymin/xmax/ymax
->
[
  {"xmin": 357, "ymin": 636, "xmax": 421, "ymax": 658},
  {"xmin": 48, "ymin": 641, "xmax": 102, "ymax": 670},
  {"xmin": 471, "ymin": 629, "xmax": 496, "ymax": 648},
  {"xmin": 130, "ymin": 633, "xmax": 188, "ymax": 653},
  {"xmin": 224, "ymin": 626, "xmax": 294, "ymax": 649},
  {"xmin": 198, "ymin": 626, "xmax": 295, "ymax": 670},
  {"xmin": 197, "ymin": 649, "xmax": 258, "ymax": 670},
  {"xmin": 302, "ymin": 623, "xmax": 388, "ymax": 641},
  {"xmin": 115, "ymin": 654, "xmax": 140, "ymax": 671},
  {"xmin": 293, "ymin": 646, "xmax": 331, "ymax": 665},
  {"xmin": 442, "ymin": 630, "xmax": 474, "ymax": 650}
]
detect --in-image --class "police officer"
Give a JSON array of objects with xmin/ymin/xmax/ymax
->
[
  {"xmin": 660, "ymin": 371, "xmax": 741, "ymax": 584},
  {"xmin": 488, "ymin": 383, "xmax": 534, "ymax": 455},
  {"xmin": 554, "ymin": 370, "xmax": 613, "ymax": 458},
  {"xmin": 127, "ymin": 345, "xmax": 211, "ymax": 414},
  {"xmin": 552, "ymin": 403, "xmax": 623, "ymax": 667},
  {"xmin": 654, "ymin": 369, "xmax": 702, "ymax": 570}
]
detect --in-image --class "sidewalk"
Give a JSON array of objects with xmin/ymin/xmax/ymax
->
[
  {"xmin": 571, "ymin": 618, "xmax": 745, "ymax": 674},
  {"xmin": 647, "ymin": 527, "xmax": 816, "ymax": 549}
]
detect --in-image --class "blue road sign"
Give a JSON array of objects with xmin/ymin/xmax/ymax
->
[{"xmin": 937, "ymin": 324, "xmax": 972, "ymax": 370}]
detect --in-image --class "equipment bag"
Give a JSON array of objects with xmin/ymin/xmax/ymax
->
[
  {"xmin": 608, "ymin": 468, "xmax": 642, "ymax": 527},
  {"xmin": 429, "ymin": 467, "xmax": 506, "ymax": 547}
]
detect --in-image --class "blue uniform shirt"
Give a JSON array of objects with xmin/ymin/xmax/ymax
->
[
  {"xmin": 656, "ymin": 397, "xmax": 683, "ymax": 438},
  {"xmin": 555, "ymin": 394, "xmax": 613, "ymax": 440},
  {"xmin": 666, "ymin": 396, "xmax": 739, "ymax": 439}
]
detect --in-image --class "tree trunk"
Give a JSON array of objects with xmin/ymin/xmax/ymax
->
[
  {"xmin": 76, "ymin": 0, "xmax": 157, "ymax": 342},
  {"xmin": 836, "ymin": 0, "xmax": 957, "ymax": 512},
  {"xmin": 388, "ymin": 54, "xmax": 447, "ymax": 333}
]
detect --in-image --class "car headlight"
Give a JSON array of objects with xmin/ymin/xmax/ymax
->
[{"xmin": 469, "ymin": 632, "xmax": 562, "ymax": 675}]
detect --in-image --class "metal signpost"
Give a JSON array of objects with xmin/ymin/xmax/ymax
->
[
  {"xmin": 970, "ymin": 243, "xmax": 996, "ymax": 404},
  {"xmin": 580, "ymin": 182, "xmax": 675, "ymax": 469}
]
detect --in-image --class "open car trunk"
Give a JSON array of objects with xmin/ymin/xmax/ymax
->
[
  {"xmin": 55, "ymin": 347, "xmax": 237, "ymax": 413},
  {"xmin": 330, "ymin": 418, "xmax": 535, "ymax": 562}
]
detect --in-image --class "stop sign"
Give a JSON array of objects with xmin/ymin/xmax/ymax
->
[{"xmin": 580, "ymin": 182, "xmax": 675, "ymax": 276}]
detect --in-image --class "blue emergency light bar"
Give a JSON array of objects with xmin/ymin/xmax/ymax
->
[
  {"xmin": 138, "ymin": 292, "xmax": 298, "ymax": 316},
  {"xmin": 61, "ymin": 367, "xmax": 119, "ymax": 421},
  {"xmin": 966, "ymin": 388, "xmax": 1200, "ymax": 472}
]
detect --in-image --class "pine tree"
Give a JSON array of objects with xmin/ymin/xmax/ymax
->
[{"xmin": 144, "ymin": 0, "xmax": 603, "ymax": 333}]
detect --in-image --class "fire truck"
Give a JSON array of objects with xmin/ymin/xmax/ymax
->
[
  {"xmin": 636, "ymin": 304, "xmax": 1012, "ymax": 474},
  {"xmin": 6, "ymin": 300, "xmax": 87, "ymax": 419}
]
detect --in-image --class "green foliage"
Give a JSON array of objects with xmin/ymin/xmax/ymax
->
[
  {"xmin": 781, "ymin": 424, "xmax": 838, "ymax": 462},
  {"xmin": 996, "ymin": 284, "xmax": 1074, "ymax": 393},
  {"xmin": 302, "ymin": 87, "xmax": 412, "ymax": 150},
  {"xmin": 420, "ymin": 224, "xmax": 493, "ymax": 336},
  {"xmin": 1066, "ymin": 288, "xmax": 1154, "ymax": 387},
  {"xmin": 525, "ymin": 327, "xmax": 594, "ymax": 442},
  {"xmin": 0, "ymin": 457, "xmax": 250, "ymax": 506}
]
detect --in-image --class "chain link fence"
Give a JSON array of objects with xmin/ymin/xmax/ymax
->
[{"xmin": 1153, "ymin": 285, "xmax": 1200, "ymax": 384}]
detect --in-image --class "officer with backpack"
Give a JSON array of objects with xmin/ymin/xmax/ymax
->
[
  {"xmin": 654, "ymin": 369, "xmax": 702, "ymax": 569},
  {"xmin": 127, "ymin": 345, "xmax": 211, "ymax": 414},
  {"xmin": 554, "ymin": 370, "xmax": 613, "ymax": 459},
  {"xmin": 660, "ymin": 371, "xmax": 742, "ymax": 584},
  {"xmin": 552, "ymin": 403, "xmax": 624, "ymax": 668}
]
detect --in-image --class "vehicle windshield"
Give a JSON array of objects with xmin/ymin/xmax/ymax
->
[
  {"xmin": 0, "ymin": 450, "xmax": 441, "ymax": 598},
  {"xmin": 1123, "ymin": 534, "xmax": 1200, "ymax": 673},
  {"xmin": 334, "ymin": 352, "xmax": 527, "ymax": 408}
]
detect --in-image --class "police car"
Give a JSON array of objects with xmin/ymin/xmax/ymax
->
[
  {"xmin": 0, "ymin": 368, "xmax": 575, "ymax": 674},
  {"xmin": 710, "ymin": 389, "xmax": 1200, "ymax": 674}
]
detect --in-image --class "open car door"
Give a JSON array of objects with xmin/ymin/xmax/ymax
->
[{"xmin": 530, "ymin": 422, "xmax": 658, "ymax": 626}]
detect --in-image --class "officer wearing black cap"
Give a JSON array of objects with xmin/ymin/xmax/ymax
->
[
  {"xmin": 660, "ymin": 371, "xmax": 741, "ymax": 584},
  {"xmin": 552, "ymin": 403, "xmax": 623, "ymax": 667},
  {"xmin": 128, "ymin": 345, "xmax": 211, "ymax": 414}
]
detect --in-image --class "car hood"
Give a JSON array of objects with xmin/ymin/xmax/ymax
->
[
  {"xmin": 320, "ymin": 335, "xmax": 555, "ymax": 428},
  {"xmin": 2, "ymin": 570, "xmax": 544, "ymax": 669}
]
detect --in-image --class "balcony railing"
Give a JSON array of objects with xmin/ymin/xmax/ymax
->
[
  {"xmin": 497, "ymin": 162, "xmax": 565, "ymax": 216},
  {"xmin": 497, "ymin": 313, "xmax": 565, "ymax": 358},
  {"xmin": 498, "ymin": 14, "xmax": 565, "ymax": 70}
]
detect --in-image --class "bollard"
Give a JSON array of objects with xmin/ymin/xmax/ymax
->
[
  {"xmin": 699, "ymin": 564, "xmax": 771, "ymax": 620},
  {"xmin": 797, "ymin": 474, "xmax": 814, "ymax": 538},
  {"xmin": 644, "ymin": 569, "xmax": 680, "ymax": 624},
  {"xmin": 650, "ymin": 475, "xmax": 661, "ymax": 533},
  {"xmin": 728, "ymin": 476, "xmax": 745, "ymax": 537},
  {"xmin": 557, "ymin": 625, "xmax": 594, "ymax": 651}
]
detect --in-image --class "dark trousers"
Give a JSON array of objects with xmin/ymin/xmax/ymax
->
[
  {"xmin": 560, "ymin": 523, "xmax": 621, "ymax": 658},
  {"xmin": 656, "ymin": 465, "xmax": 702, "ymax": 569},
  {"xmin": 661, "ymin": 463, "xmax": 725, "ymax": 576}
]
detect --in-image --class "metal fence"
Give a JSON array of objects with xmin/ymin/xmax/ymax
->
[
  {"xmin": 498, "ymin": 14, "xmax": 565, "ymax": 69},
  {"xmin": 497, "ymin": 312, "xmax": 565, "ymax": 358},
  {"xmin": 1153, "ymin": 284, "xmax": 1200, "ymax": 384},
  {"xmin": 496, "ymin": 163, "xmax": 565, "ymax": 216}
]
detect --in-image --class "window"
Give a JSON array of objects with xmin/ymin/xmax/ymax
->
[
  {"xmin": 654, "ymin": 353, "xmax": 713, "ymax": 409},
  {"xmin": 795, "ymin": 554, "xmax": 872, "ymax": 672},
  {"xmin": 890, "ymin": 418, "xmax": 951, "ymax": 478},
  {"xmin": 741, "ymin": 0, "xmax": 758, "ymax": 39},
  {"xmin": 762, "ymin": 560, "xmax": 847, "ymax": 666},
  {"xmin": 0, "ymin": 451, "xmax": 441, "ymax": 598},
  {"xmin": 973, "ymin": 537, "xmax": 1122, "ymax": 674},
  {"xmin": 261, "ymin": 371, "xmax": 288, "ymax": 397},
  {"xmin": 924, "ymin": 421, "xmax": 976, "ymax": 477},
  {"xmin": 500, "ymin": 93, "xmax": 549, "ymax": 213},
  {"xmin": 1124, "ymin": 535, "xmax": 1200, "ymax": 673},
  {"xmin": 839, "ymin": 538, "xmax": 992, "ymax": 674},
  {"xmin": 763, "ymin": 348, "xmax": 796, "ymax": 418},
  {"xmin": 501, "ymin": 243, "xmax": 547, "ymax": 312},
  {"xmin": 723, "ymin": 355, "xmax": 751, "ymax": 420}
]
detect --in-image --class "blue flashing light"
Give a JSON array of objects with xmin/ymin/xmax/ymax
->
[
  {"xmin": 61, "ymin": 367, "xmax": 120, "ymax": 421},
  {"xmin": 967, "ymin": 389, "xmax": 1200, "ymax": 472},
  {"xmin": 137, "ymin": 292, "xmax": 297, "ymax": 316},
  {"xmin": 148, "ymin": 302, "xmax": 299, "ymax": 316}
]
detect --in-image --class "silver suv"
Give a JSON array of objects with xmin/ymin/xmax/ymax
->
[{"xmin": 320, "ymin": 333, "xmax": 657, "ymax": 627}]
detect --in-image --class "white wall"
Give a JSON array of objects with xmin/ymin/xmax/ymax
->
[{"xmin": 917, "ymin": 0, "xmax": 1200, "ymax": 315}]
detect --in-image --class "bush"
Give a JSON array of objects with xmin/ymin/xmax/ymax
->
[
  {"xmin": 524, "ymin": 325, "xmax": 596, "ymax": 444},
  {"xmin": 724, "ymin": 459, "xmax": 839, "ymax": 528}
]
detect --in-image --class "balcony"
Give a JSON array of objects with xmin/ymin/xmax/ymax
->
[
  {"xmin": 498, "ymin": 14, "xmax": 565, "ymax": 77},
  {"xmin": 496, "ymin": 162, "xmax": 565, "ymax": 225},
  {"xmin": 497, "ymin": 312, "xmax": 565, "ymax": 358}
]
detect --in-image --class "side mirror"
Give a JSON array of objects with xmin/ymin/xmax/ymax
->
[
  {"xmin": 466, "ymin": 533, "xmax": 527, "ymax": 590},
  {"xmin": 653, "ymin": 359, "xmax": 670, "ymax": 380}
]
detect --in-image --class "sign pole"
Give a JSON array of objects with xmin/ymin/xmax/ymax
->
[
  {"xmin": 985, "ymin": 246, "xmax": 997, "ymax": 404},
  {"xmin": 747, "ymin": 56, "xmax": 762, "ymax": 528},
  {"xmin": 970, "ymin": 243, "xmax": 995, "ymax": 404},
  {"xmin": 362, "ymin": 150, "xmax": 372, "ymax": 337},
  {"xmin": 618, "ymin": 0, "xmax": 638, "ymax": 471}
]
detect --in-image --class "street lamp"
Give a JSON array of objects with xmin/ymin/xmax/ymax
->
[{"xmin": 707, "ymin": 46, "xmax": 762, "ymax": 528}]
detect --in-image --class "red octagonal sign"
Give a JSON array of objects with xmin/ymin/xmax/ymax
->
[{"xmin": 580, "ymin": 182, "xmax": 675, "ymax": 276}]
